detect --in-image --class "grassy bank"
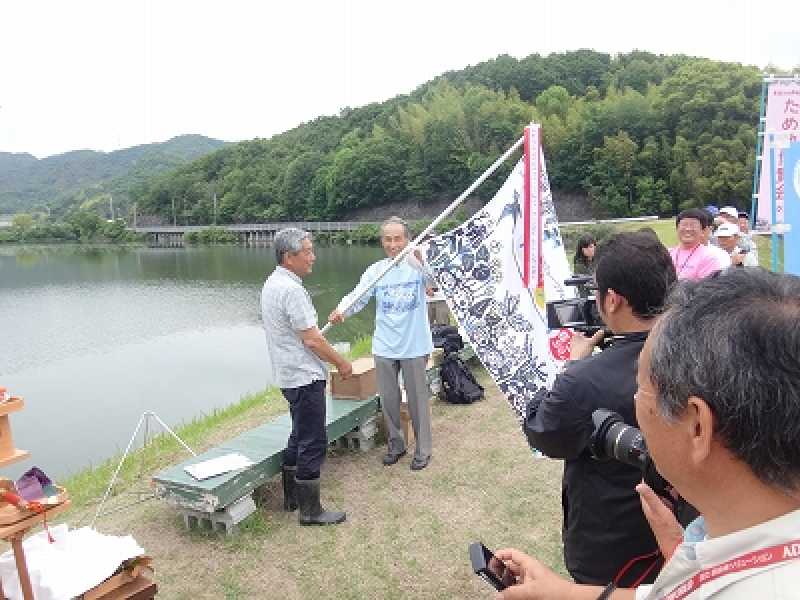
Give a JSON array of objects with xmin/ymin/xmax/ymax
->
[
  {"xmin": 62, "ymin": 388, "xmax": 287, "ymax": 512},
  {"xmin": 63, "ymin": 336, "xmax": 374, "ymax": 515},
  {"xmin": 41, "ymin": 330, "xmax": 564, "ymax": 599},
  {"xmin": 75, "ymin": 370, "xmax": 565, "ymax": 600}
]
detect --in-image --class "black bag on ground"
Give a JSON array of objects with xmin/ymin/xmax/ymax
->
[
  {"xmin": 431, "ymin": 324, "xmax": 460, "ymax": 347},
  {"xmin": 431, "ymin": 324, "xmax": 464, "ymax": 355},
  {"xmin": 439, "ymin": 353, "xmax": 484, "ymax": 404}
]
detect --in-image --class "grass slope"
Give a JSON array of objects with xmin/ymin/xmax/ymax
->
[{"xmin": 64, "ymin": 371, "xmax": 564, "ymax": 600}]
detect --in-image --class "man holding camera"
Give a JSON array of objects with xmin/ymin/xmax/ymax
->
[
  {"xmin": 495, "ymin": 268, "xmax": 800, "ymax": 599},
  {"xmin": 524, "ymin": 231, "xmax": 677, "ymax": 585},
  {"xmin": 714, "ymin": 223, "xmax": 758, "ymax": 267}
]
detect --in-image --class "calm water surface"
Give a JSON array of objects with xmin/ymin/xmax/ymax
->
[{"xmin": 0, "ymin": 244, "xmax": 382, "ymax": 478}]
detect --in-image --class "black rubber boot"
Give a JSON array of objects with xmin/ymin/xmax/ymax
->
[
  {"xmin": 295, "ymin": 478, "xmax": 346, "ymax": 526},
  {"xmin": 282, "ymin": 465, "xmax": 298, "ymax": 511}
]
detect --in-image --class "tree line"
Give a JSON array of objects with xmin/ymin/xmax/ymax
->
[
  {"xmin": 136, "ymin": 51, "xmax": 764, "ymax": 223},
  {"xmin": 58, "ymin": 52, "xmax": 777, "ymax": 227}
]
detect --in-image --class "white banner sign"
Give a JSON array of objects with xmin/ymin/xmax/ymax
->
[{"xmin": 757, "ymin": 81, "xmax": 800, "ymax": 227}]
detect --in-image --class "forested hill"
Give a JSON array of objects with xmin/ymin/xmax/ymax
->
[
  {"xmin": 0, "ymin": 135, "xmax": 226, "ymax": 216},
  {"xmin": 136, "ymin": 50, "xmax": 762, "ymax": 224}
]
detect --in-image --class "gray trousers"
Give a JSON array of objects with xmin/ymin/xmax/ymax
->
[{"xmin": 374, "ymin": 355, "xmax": 432, "ymax": 461}]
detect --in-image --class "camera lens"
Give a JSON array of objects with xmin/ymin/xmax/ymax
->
[
  {"xmin": 590, "ymin": 409, "xmax": 648, "ymax": 470},
  {"xmin": 590, "ymin": 409, "xmax": 675, "ymax": 499},
  {"xmin": 603, "ymin": 421, "xmax": 648, "ymax": 470}
]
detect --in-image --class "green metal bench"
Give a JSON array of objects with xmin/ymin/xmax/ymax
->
[
  {"xmin": 152, "ymin": 395, "xmax": 379, "ymax": 514},
  {"xmin": 150, "ymin": 351, "xmax": 464, "ymax": 532}
]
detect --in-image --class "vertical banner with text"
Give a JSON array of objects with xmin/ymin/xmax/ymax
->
[
  {"xmin": 783, "ymin": 142, "xmax": 800, "ymax": 276},
  {"xmin": 757, "ymin": 81, "xmax": 800, "ymax": 228}
]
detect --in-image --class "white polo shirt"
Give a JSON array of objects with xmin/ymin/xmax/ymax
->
[{"xmin": 636, "ymin": 508, "xmax": 800, "ymax": 599}]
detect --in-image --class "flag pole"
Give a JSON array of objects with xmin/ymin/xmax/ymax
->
[{"xmin": 321, "ymin": 134, "xmax": 524, "ymax": 335}]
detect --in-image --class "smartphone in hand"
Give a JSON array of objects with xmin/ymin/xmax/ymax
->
[{"xmin": 469, "ymin": 542, "xmax": 515, "ymax": 591}]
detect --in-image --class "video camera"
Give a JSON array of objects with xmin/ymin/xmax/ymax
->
[{"xmin": 546, "ymin": 276, "xmax": 604, "ymax": 334}]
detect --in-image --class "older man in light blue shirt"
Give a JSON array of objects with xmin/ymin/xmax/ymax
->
[
  {"xmin": 262, "ymin": 227, "xmax": 352, "ymax": 526},
  {"xmin": 330, "ymin": 217, "xmax": 434, "ymax": 471}
]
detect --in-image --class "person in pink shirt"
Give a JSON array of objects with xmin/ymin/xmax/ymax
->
[{"xmin": 669, "ymin": 209, "xmax": 728, "ymax": 280}]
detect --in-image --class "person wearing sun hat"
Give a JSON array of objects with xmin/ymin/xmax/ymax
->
[{"xmin": 715, "ymin": 223, "xmax": 758, "ymax": 267}]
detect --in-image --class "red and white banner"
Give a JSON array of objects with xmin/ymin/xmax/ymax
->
[
  {"xmin": 521, "ymin": 124, "xmax": 543, "ymax": 296},
  {"xmin": 757, "ymin": 81, "xmax": 800, "ymax": 227}
]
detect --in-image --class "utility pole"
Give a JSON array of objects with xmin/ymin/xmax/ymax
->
[
  {"xmin": 213, "ymin": 192, "xmax": 218, "ymax": 226},
  {"xmin": 171, "ymin": 197, "xmax": 176, "ymax": 226},
  {"xmin": 133, "ymin": 203, "xmax": 138, "ymax": 228},
  {"xmin": 109, "ymin": 195, "xmax": 114, "ymax": 220}
]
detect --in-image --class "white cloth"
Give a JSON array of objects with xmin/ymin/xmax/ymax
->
[
  {"xmin": 0, "ymin": 525, "xmax": 145, "ymax": 600},
  {"xmin": 635, "ymin": 508, "xmax": 800, "ymax": 599},
  {"xmin": 426, "ymin": 150, "xmax": 574, "ymax": 422},
  {"xmin": 707, "ymin": 243, "xmax": 732, "ymax": 270}
]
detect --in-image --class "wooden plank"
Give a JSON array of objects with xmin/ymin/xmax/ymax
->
[
  {"xmin": 0, "ymin": 449, "xmax": 30, "ymax": 468},
  {"xmin": 153, "ymin": 396, "xmax": 379, "ymax": 512},
  {"xmin": 0, "ymin": 501, "xmax": 70, "ymax": 540},
  {"xmin": 91, "ymin": 576, "xmax": 157, "ymax": 600}
]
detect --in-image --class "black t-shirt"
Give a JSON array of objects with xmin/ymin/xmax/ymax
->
[{"xmin": 525, "ymin": 332, "xmax": 659, "ymax": 585}]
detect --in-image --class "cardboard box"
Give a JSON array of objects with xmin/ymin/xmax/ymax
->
[
  {"xmin": 400, "ymin": 401, "xmax": 414, "ymax": 445},
  {"xmin": 399, "ymin": 391, "xmax": 432, "ymax": 446},
  {"xmin": 330, "ymin": 357, "xmax": 376, "ymax": 400},
  {"xmin": 427, "ymin": 348, "xmax": 444, "ymax": 369}
]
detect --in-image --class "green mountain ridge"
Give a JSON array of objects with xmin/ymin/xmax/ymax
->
[
  {"xmin": 132, "ymin": 50, "xmax": 765, "ymax": 225},
  {"xmin": 0, "ymin": 134, "xmax": 227, "ymax": 216},
  {"xmin": 3, "ymin": 50, "xmax": 773, "ymax": 225}
]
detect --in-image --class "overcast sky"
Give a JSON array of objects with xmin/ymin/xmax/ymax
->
[{"xmin": 1, "ymin": 0, "xmax": 797, "ymax": 158}]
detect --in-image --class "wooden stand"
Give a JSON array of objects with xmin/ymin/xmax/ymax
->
[
  {"xmin": 0, "ymin": 501, "xmax": 71, "ymax": 600},
  {"xmin": 0, "ymin": 398, "xmax": 29, "ymax": 468}
]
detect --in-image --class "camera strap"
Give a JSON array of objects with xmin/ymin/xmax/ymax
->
[
  {"xmin": 655, "ymin": 537, "xmax": 800, "ymax": 600},
  {"xmin": 612, "ymin": 548, "xmax": 662, "ymax": 589}
]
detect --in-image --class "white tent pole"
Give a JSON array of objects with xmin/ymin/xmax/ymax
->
[{"xmin": 321, "ymin": 134, "xmax": 524, "ymax": 335}]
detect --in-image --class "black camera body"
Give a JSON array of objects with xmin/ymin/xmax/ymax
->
[
  {"xmin": 589, "ymin": 408, "xmax": 671, "ymax": 498},
  {"xmin": 546, "ymin": 276, "xmax": 605, "ymax": 334}
]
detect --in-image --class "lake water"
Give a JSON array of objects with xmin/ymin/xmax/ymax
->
[{"xmin": 0, "ymin": 244, "xmax": 382, "ymax": 479}]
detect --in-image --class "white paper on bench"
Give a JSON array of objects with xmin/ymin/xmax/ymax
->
[{"xmin": 184, "ymin": 453, "xmax": 255, "ymax": 480}]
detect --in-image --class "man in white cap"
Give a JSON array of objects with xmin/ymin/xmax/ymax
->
[
  {"xmin": 718, "ymin": 206, "xmax": 739, "ymax": 225},
  {"xmin": 719, "ymin": 206, "xmax": 757, "ymax": 258},
  {"xmin": 715, "ymin": 223, "xmax": 758, "ymax": 267}
]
